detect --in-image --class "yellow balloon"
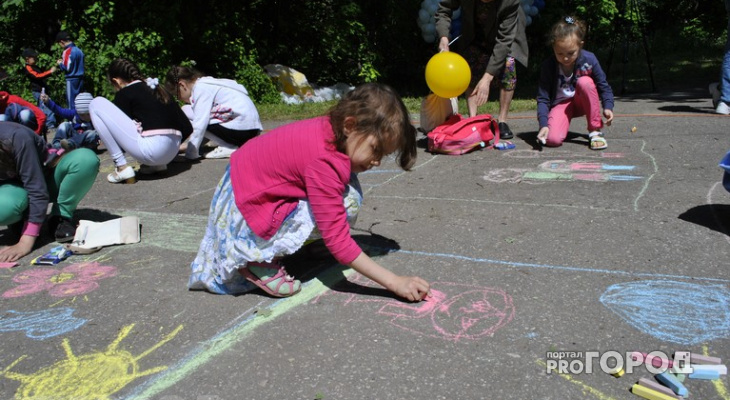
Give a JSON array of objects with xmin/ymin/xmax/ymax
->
[{"xmin": 425, "ymin": 52, "xmax": 471, "ymax": 98}]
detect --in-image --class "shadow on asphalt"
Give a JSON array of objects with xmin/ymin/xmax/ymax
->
[{"xmin": 678, "ymin": 204, "xmax": 730, "ymax": 236}]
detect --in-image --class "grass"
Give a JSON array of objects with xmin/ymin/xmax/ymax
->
[
  {"xmin": 257, "ymin": 34, "xmax": 722, "ymax": 122},
  {"xmin": 258, "ymin": 96, "xmax": 536, "ymax": 122}
]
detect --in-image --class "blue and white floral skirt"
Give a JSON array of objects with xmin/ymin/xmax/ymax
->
[{"xmin": 189, "ymin": 166, "xmax": 363, "ymax": 295}]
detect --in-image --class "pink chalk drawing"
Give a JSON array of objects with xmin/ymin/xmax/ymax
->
[
  {"xmin": 502, "ymin": 149, "xmax": 625, "ymax": 159},
  {"xmin": 482, "ymin": 160, "xmax": 641, "ymax": 183},
  {"xmin": 2, "ymin": 262, "xmax": 117, "ymax": 298},
  {"xmin": 313, "ymin": 275, "xmax": 514, "ymax": 341}
]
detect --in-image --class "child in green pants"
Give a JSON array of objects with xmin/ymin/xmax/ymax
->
[{"xmin": 0, "ymin": 122, "xmax": 99, "ymax": 262}]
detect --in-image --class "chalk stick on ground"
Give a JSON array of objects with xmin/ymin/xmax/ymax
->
[
  {"xmin": 691, "ymin": 363, "xmax": 727, "ymax": 375},
  {"xmin": 656, "ymin": 371, "xmax": 688, "ymax": 397},
  {"xmin": 670, "ymin": 372, "xmax": 686, "ymax": 383},
  {"xmin": 688, "ymin": 368, "xmax": 721, "ymax": 380},
  {"xmin": 637, "ymin": 378, "xmax": 684, "ymax": 399},
  {"xmin": 607, "ymin": 365, "xmax": 624, "ymax": 378},
  {"xmin": 688, "ymin": 353, "xmax": 722, "ymax": 365},
  {"xmin": 0, "ymin": 262, "xmax": 18, "ymax": 269},
  {"xmin": 632, "ymin": 384, "xmax": 684, "ymax": 400},
  {"xmin": 632, "ymin": 351, "xmax": 674, "ymax": 369}
]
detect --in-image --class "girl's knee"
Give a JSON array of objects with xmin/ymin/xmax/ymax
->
[
  {"xmin": 0, "ymin": 189, "xmax": 28, "ymax": 225},
  {"xmin": 576, "ymin": 76, "xmax": 597, "ymax": 90}
]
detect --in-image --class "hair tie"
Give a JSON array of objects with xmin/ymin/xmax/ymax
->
[
  {"xmin": 565, "ymin": 16, "xmax": 575, "ymax": 24},
  {"xmin": 146, "ymin": 77, "xmax": 159, "ymax": 89}
]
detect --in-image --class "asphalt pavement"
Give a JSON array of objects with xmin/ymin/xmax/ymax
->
[{"xmin": 0, "ymin": 88, "xmax": 729, "ymax": 400}]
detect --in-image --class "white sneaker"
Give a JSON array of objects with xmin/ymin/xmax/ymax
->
[
  {"xmin": 107, "ymin": 166, "xmax": 136, "ymax": 183},
  {"xmin": 138, "ymin": 164, "xmax": 167, "ymax": 175},
  {"xmin": 204, "ymin": 146, "xmax": 237, "ymax": 159},
  {"xmin": 710, "ymin": 82, "xmax": 721, "ymax": 108},
  {"xmin": 717, "ymin": 101, "xmax": 730, "ymax": 115}
]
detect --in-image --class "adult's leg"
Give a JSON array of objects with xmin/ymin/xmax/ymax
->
[
  {"xmin": 719, "ymin": 0, "xmax": 730, "ymax": 110},
  {"xmin": 47, "ymin": 148, "xmax": 99, "ymax": 220}
]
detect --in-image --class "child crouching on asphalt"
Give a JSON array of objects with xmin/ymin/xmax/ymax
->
[
  {"xmin": 189, "ymin": 83, "xmax": 430, "ymax": 302},
  {"xmin": 536, "ymin": 16, "xmax": 615, "ymax": 150}
]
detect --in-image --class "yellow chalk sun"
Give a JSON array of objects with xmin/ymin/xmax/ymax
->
[{"xmin": 2, "ymin": 323, "xmax": 182, "ymax": 399}]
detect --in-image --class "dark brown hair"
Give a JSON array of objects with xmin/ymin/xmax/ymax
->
[
  {"xmin": 549, "ymin": 16, "xmax": 587, "ymax": 46},
  {"xmin": 328, "ymin": 83, "xmax": 416, "ymax": 170},
  {"xmin": 107, "ymin": 58, "xmax": 172, "ymax": 104},
  {"xmin": 164, "ymin": 65, "xmax": 204, "ymax": 98}
]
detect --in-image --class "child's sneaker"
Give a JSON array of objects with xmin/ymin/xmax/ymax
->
[{"xmin": 204, "ymin": 145, "xmax": 237, "ymax": 159}]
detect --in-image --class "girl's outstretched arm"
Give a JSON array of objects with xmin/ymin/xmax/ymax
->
[{"xmin": 348, "ymin": 252, "xmax": 430, "ymax": 302}]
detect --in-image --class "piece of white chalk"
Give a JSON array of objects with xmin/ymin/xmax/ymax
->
[
  {"xmin": 688, "ymin": 368, "xmax": 720, "ymax": 380},
  {"xmin": 690, "ymin": 364, "xmax": 726, "ymax": 375}
]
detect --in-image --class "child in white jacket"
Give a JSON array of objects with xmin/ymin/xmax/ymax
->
[{"xmin": 166, "ymin": 66, "xmax": 262, "ymax": 159}]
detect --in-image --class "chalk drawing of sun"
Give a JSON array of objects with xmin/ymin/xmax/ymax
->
[{"xmin": 1, "ymin": 323, "xmax": 182, "ymax": 399}]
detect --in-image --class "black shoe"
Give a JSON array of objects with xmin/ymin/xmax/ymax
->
[
  {"xmin": 53, "ymin": 216, "xmax": 77, "ymax": 243},
  {"xmin": 498, "ymin": 122, "xmax": 514, "ymax": 140}
]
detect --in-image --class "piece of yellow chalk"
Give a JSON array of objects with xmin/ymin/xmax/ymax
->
[
  {"xmin": 608, "ymin": 366, "xmax": 624, "ymax": 377},
  {"xmin": 632, "ymin": 383, "xmax": 683, "ymax": 400},
  {"xmin": 631, "ymin": 126, "xmax": 637, "ymax": 133}
]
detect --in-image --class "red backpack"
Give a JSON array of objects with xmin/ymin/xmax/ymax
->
[{"xmin": 427, "ymin": 114, "xmax": 500, "ymax": 155}]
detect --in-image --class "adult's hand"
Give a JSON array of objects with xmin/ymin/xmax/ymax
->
[
  {"xmin": 469, "ymin": 73, "xmax": 494, "ymax": 108},
  {"xmin": 438, "ymin": 37, "xmax": 450, "ymax": 53}
]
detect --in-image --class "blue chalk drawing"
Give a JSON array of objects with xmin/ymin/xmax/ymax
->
[
  {"xmin": 0, "ymin": 308, "xmax": 87, "ymax": 340},
  {"xmin": 600, "ymin": 280, "xmax": 730, "ymax": 345}
]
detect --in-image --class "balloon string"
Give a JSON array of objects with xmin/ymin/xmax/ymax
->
[{"xmin": 448, "ymin": 35, "xmax": 461, "ymax": 46}]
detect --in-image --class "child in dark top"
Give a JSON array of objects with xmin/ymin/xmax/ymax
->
[
  {"xmin": 42, "ymin": 92, "xmax": 99, "ymax": 151},
  {"xmin": 22, "ymin": 48, "xmax": 57, "ymax": 130},
  {"xmin": 55, "ymin": 31, "xmax": 85, "ymax": 109},
  {"xmin": 0, "ymin": 122, "xmax": 99, "ymax": 261},
  {"xmin": 88, "ymin": 58, "xmax": 193, "ymax": 183},
  {"xmin": 0, "ymin": 91, "xmax": 47, "ymax": 136},
  {"xmin": 536, "ymin": 16, "xmax": 614, "ymax": 150}
]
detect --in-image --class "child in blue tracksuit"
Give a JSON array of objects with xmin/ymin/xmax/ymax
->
[
  {"xmin": 41, "ymin": 92, "xmax": 99, "ymax": 151},
  {"xmin": 55, "ymin": 31, "xmax": 85, "ymax": 110}
]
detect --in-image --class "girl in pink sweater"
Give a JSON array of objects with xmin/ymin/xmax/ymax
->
[{"xmin": 189, "ymin": 83, "xmax": 430, "ymax": 301}]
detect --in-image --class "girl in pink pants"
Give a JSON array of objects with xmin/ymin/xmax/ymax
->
[{"xmin": 536, "ymin": 16, "xmax": 615, "ymax": 150}]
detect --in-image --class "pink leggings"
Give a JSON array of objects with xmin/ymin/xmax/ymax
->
[{"xmin": 545, "ymin": 76, "xmax": 604, "ymax": 147}]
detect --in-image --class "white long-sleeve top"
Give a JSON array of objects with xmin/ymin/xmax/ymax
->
[{"xmin": 185, "ymin": 77, "xmax": 262, "ymax": 159}]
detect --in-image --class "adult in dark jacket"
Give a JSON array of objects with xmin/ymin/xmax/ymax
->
[{"xmin": 435, "ymin": 0, "xmax": 529, "ymax": 139}]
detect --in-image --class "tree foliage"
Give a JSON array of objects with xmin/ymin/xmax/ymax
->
[{"xmin": 0, "ymin": 0, "xmax": 726, "ymax": 104}]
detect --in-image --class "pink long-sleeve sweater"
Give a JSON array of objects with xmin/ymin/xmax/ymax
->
[{"xmin": 230, "ymin": 116, "xmax": 362, "ymax": 265}]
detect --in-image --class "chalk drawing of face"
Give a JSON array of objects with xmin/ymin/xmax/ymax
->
[
  {"xmin": 427, "ymin": 285, "xmax": 515, "ymax": 341},
  {"xmin": 600, "ymin": 280, "xmax": 730, "ymax": 345},
  {"xmin": 321, "ymin": 277, "xmax": 515, "ymax": 341}
]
